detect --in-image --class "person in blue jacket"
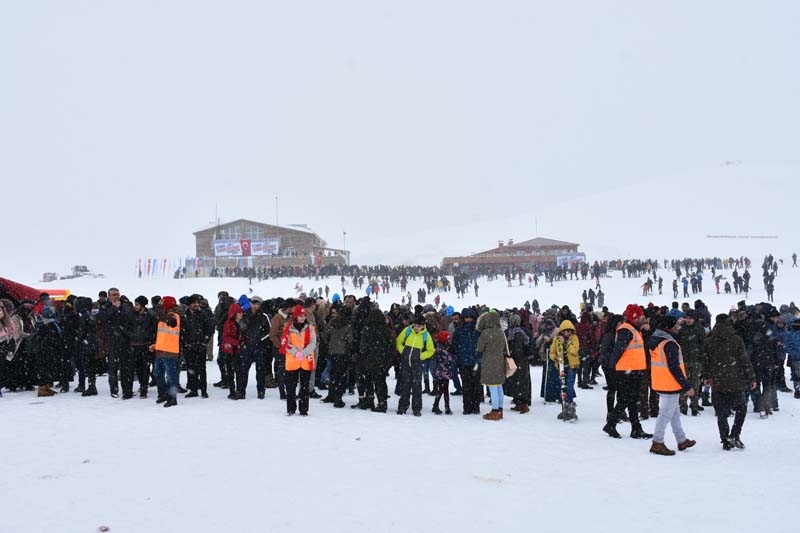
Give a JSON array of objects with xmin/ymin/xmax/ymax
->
[{"xmin": 451, "ymin": 307, "xmax": 482, "ymax": 415}]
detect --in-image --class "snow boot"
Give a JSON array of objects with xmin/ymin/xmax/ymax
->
[
  {"xmin": 603, "ymin": 421, "xmax": 621, "ymax": 439},
  {"xmin": 562, "ymin": 402, "xmax": 577, "ymax": 422},
  {"xmin": 37, "ymin": 385, "xmax": 56, "ymax": 397},
  {"xmin": 701, "ymin": 392, "xmax": 712, "ymax": 406},
  {"xmin": 82, "ymin": 385, "xmax": 98, "ymax": 397},
  {"xmin": 371, "ymin": 401, "xmax": 387, "ymax": 413},
  {"xmin": 517, "ymin": 403, "xmax": 530, "ymax": 414},
  {"xmin": 483, "ymin": 408, "xmax": 503, "ymax": 421},
  {"xmin": 649, "ymin": 442, "xmax": 676, "ymax": 456},
  {"xmin": 677, "ymin": 439, "xmax": 696, "ymax": 451},
  {"xmin": 630, "ymin": 426, "xmax": 653, "ymax": 439},
  {"xmin": 163, "ymin": 397, "xmax": 178, "ymax": 408}
]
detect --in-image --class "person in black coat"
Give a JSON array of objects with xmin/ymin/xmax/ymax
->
[
  {"xmin": 358, "ymin": 307, "xmax": 395, "ymax": 412},
  {"xmin": 96, "ymin": 288, "xmax": 133, "ymax": 398},
  {"xmin": 129, "ymin": 296, "xmax": 157, "ymax": 398},
  {"xmin": 237, "ymin": 296, "xmax": 271, "ymax": 399},
  {"xmin": 182, "ymin": 294, "xmax": 215, "ymax": 398},
  {"xmin": 32, "ymin": 306, "xmax": 64, "ymax": 397}
]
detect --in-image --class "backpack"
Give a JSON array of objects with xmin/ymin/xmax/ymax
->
[{"xmin": 403, "ymin": 326, "xmax": 429, "ymax": 345}]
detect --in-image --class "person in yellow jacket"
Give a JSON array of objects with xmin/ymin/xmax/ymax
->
[
  {"xmin": 549, "ymin": 320, "xmax": 580, "ymax": 414},
  {"xmin": 149, "ymin": 296, "xmax": 181, "ymax": 408},
  {"xmin": 395, "ymin": 315, "xmax": 435, "ymax": 416}
]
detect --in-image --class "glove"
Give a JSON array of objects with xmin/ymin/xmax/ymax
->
[{"xmin": 473, "ymin": 364, "xmax": 479, "ymax": 372}]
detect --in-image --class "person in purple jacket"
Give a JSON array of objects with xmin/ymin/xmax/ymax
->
[{"xmin": 432, "ymin": 331, "xmax": 457, "ymax": 415}]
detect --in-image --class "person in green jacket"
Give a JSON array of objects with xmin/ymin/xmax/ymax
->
[{"xmin": 395, "ymin": 315, "xmax": 435, "ymax": 416}]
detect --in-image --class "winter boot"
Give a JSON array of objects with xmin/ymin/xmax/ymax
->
[
  {"xmin": 794, "ymin": 390, "xmax": 800, "ymax": 399},
  {"xmin": 701, "ymin": 392, "xmax": 712, "ymax": 406},
  {"xmin": 603, "ymin": 421, "xmax": 621, "ymax": 438},
  {"xmin": 37, "ymin": 385, "xmax": 56, "ymax": 397},
  {"xmin": 371, "ymin": 401, "xmax": 387, "ymax": 413},
  {"xmin": 163, "ymin": 397, "xmax": 178, "ymax": 408},
  {"xmin": 517, "ymin": 403, "xmax": 530, "ymax": 414},
  {"xmin": 649, "ymin": 442, "xmax": 676, "ymax": 456},
  {"xmin": 630, "ymin": 426, "xmax": 653, "ymax": 439},
  {"xmin": 82, "ymin": 385, "xmax": 98, "ymax": 397},
  {"xmin": 59, "ymin": 382, "xmax": 69, "ymax": 393},
  {"xmin": 482, "ymin": 409, "xmax": 502, "ymax": 421},
  {"xmin": 677, "ymin": 439, "xmax": 696, "ymax": 451},
  {"xmin": 562, "ymin": 402, "xmax": 577, "ymax": 421},
  {"xmin": 432, "ymin": 406, "xmax": 443, "ymax": 415}
]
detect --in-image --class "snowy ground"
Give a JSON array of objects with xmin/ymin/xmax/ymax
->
[{"xmin": 4, "ymin": 264, "xmax": 799, "ymax": 532}]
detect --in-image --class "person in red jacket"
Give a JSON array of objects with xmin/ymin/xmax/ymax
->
[{"xmin": 220, "ymin": 303, "xmax": 243, "ymax": 399}]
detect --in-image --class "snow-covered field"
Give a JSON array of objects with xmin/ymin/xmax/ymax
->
[{"xmin": 4, "ymin": 263, "xmax": 799, "ymax": 532}]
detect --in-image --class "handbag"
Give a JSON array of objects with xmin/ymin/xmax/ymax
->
[{"xmin": 503, "ymin": 334, "xmax": 518, "ymax": 378}]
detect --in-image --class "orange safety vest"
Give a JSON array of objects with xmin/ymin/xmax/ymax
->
[
  {"xmin": 615, "ymin": 322, "xmax": 646, "ymax": 371},
  {"xmin": 650, "ymin": 338, "xmax": 686, "ymax": 392},
  {"xmin": 284, "ymin": 326, "xmax": 315, "ymax": 372},
  {"xmin": 154, "ymin": 313, "xmax": 181, "ymax": 355}
]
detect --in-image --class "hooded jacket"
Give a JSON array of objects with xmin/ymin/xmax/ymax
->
[
  {"xmin": 221, "ymin": 303, "xmax": 243, "ymax": 356},
  {"xmin": 549, "ymin": 320, "xmax": 580, "ymax": 369},
  {"xmin": 703, "ymin": 319, "xmax": 755, "ymax": 392}
]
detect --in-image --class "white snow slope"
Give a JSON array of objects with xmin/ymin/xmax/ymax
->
[{"xmin": 3, "ymin": 261, "xmax": 798, "ymax": 533}]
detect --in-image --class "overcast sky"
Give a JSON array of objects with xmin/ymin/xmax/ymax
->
[{"xmin": 2, "ymin": 2, "xmax": 799, "ymax": 280}]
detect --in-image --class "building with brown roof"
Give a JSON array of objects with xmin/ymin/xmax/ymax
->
[
  {"xmin": 442, "ymin": 237, "xmax": 584, "ymax": 271},
  {"xmin": 193, "ymin": 219, "xmax": 348, "ymax": 271}
]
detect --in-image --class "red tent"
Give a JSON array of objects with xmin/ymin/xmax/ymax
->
[{"xmin": 0, "ymin": 277, "xmax": 43, "ymax": 306}]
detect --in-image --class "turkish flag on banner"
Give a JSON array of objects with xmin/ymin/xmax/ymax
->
[{"xmin": 240, "ymin": 239, "xmax": 252, "ymax": 256}]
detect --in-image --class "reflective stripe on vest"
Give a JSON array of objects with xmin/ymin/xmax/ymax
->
[
  {"xmin": 615, "ymin": 322, "xmax": 646, "ymax": 371},
  {"xmin": 284, "ymin": 328, "xmax": 314, "ymax": 372},
  {"xmin": 650, "ymin": 338, "xmax": 686, "ymax": 392},
  {"xmin": 154, "ymin": 314, "xmax": 181, "ymax": 354}
]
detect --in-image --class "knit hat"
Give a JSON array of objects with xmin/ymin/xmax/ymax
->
[
  {"xmin": 293, "ymin": 304, "xmax": 306, "ymax": 318},
  {"xmin": 161, "ymin": 296, "xmax": 177, "ymax": 311},
  {"xmin": 134, "ymin": 295, "xmax": 149, "ymax": 308},
  {"xmin": 435, "ymin": 331, "xmax": 451, "ymax": 344},
  {"xmin": 624, "ymin": 304, "xmax": 644, "ymax": 323},
  {"xmin": 413, "ymin": 314, "xmax": 426, "ymax": 326},
  {"xmin": 187, "ymin": 294, "xmax": 201, "ymax": 305},
  {"xmin": 250, "ymin": 296, "xmax": 263, "ymax": 304},
  {"xmin": 660, "ymin": 315, "xmax": 679, "ymax": 331},
  {"xmin": 237, "ymin": 295, "xmax": 251, "ymax": 312}
]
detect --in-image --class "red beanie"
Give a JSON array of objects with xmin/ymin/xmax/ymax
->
[
  {"xmin": 293, "ymin": 304, "xmax": 306, "ymax": 318},
  {"xmin": 435, "ymin": 331, "xmax": 451, "ymax": 344},
  {"xmin": 624, "ymin": 304, "xmax": 643, "ymax": 323},
  {"xmin": 162, "ymin": 296, "xmax": 177, "ymax": 311}
]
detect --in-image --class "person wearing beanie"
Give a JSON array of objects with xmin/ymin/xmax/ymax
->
[
  {"xmin": 647, "ymin": 316, "xmax": 696, "ymax": 456},
  {"xmin": 220, "ymin": 303, "xmax": 244, "ymax": 399},
  {"xmin": 677, "ymin": 310, "xmax": 706, "ymax": 416},
  {"xmin": 182, "ymin": 292, "xmax": 215, "ymax": 399},
  {"xmin": 431, "ymin": 330, "xmax": 455, "ymax": 415},
  {"xmin": 452, "ymin": 307, "xmax": 482, "ymax": 415},
  {"xmin": 550, "ymin": 319, "xmax": 579, "ymax": 421},
  {"xmin": 703, "ymin": 314, "xmax": 757, "ymax": 450},
  {"xmin": 212, "ymin": 292, "xmax": 233, "ymax": 388},
  {"xmin": 32, "ymin": 303, "xmax": 62, "ymax": 398},
  {"xmin": 505, "ymin": 314, "xmax": 531, "ymax": 414},
  {"xmin": 236, "ymin": 295, "xmax": 271, "ymax": 400},
  {"xmin": 150, "ymin": 296, "xmax": 182, "ymax": 407},
  {"xmin": 395, "ymin": 314, "xmax": 435, "ymax": 416},
  {"xmin": 602, "ymin": 304, "xmax": 653, "ymax": 439},
  {"xmin": 129, "ymin": 295, "xmax": 157, "ymax": 399},
  {"xmin": 268, "ymin": 299, "xmax": 296, "ymax": 399},
  {"xmin": 280, "ymin": 304, "xmax": 316, "ymax": 415},
  {"xmin": 356, "ymin": 307, "xmax": 394, "ymax": 412}
]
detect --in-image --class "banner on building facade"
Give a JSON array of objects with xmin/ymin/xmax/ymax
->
[
  {"xmin": 556, "ymin": 253, "xmax": 587, "ymax": 267},
  {"xmin": 214, "ymin": 239, "xmax": 280, "ymax": 257}
]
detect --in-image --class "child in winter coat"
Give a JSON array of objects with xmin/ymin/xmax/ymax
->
[{"xmin": 432, "ymin": 331, "xmax": 457, "ymax": 414}]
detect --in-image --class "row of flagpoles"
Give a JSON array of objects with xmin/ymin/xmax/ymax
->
[{"xmin": 135, "ymin": 257, "xmax": 262, "ymax": 278}]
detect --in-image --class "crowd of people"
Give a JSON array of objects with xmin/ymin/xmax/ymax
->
[{"xmin": 2, "ymin": 256, "xmax": 798, "ymax": 455}]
